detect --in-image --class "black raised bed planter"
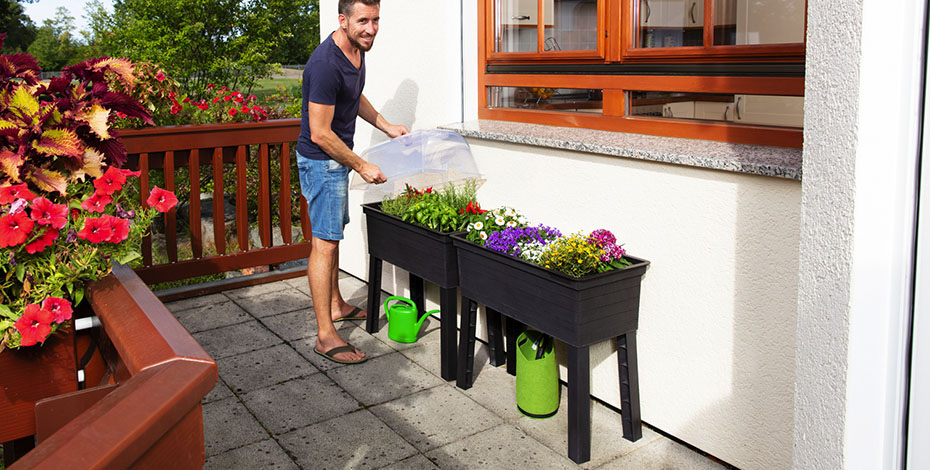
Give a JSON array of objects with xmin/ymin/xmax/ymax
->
[
  {"xmin": 451, "ymin": 233, "xmax": 649, "ymax": 464},
  {"xmin": 362, "ymin": 202, "xmax": 461, "ymax": 381}
]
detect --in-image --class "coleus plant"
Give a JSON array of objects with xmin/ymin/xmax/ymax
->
[{"xmin": 0, "ymin": 34, "xmax": 177, "ymax": 350}]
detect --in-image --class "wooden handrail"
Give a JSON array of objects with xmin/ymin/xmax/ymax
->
[
  {"xmin": 10, "ymin": 264, "xmax": 217, "ymax": 469},
  {"xmin": 117, "ymin": 119, "xmax": 309, "ymax": 285}
]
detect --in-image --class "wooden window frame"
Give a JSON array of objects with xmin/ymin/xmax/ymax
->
[
  {"xmin": 488, "ymin": 0, "xmax": 610, "ymax": 61},
  {"xmin": 478, "ymin": 0, "xmax": 807, "ymax": 148}
]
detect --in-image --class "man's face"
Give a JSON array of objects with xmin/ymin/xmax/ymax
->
[{"xmin": 339, "ymin": 3, "xmax": 380, "ymax": 52}]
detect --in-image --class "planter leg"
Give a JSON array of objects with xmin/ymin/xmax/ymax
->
[
  {"xmin": 618, "ymin": 332, "xmax": 643, "ymax": 442},
  {"xmin": 456, "ymin": 297, "xmax": 478, "ymax": 390},
  {"xmin": 409, "ymin": 273, "xmax": 425, "ymax": 315},
  {"xmin": 568, "ymin": 344, "xmax": 592, "ymax": 464},
  {"xmin": 439, "ymin": 287, "xmax": 457, "ymax": 382},
  {"xmin": 486, "ymin": 307, "xmax": 506, "ymax": 367},
  {"xmin": 505, "ymin": 317, "xmax": 522, "ymax": 376},
  {"xmin": 366, "ymin": 256, "xmax": 382, "ymax": 334}
]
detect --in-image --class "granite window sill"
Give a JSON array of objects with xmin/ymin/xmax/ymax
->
[{"xmin": 438, "ymin": 120, "xmax": 802, "ymax": 180}]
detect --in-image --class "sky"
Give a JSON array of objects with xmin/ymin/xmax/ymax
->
[{"xmin": 23, "ymin": 0, "xmax": 113, "ymax": 33}]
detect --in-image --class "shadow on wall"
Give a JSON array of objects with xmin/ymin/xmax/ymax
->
[{"xmin": 369, "ymin": 78, "xmax": 419, "ymax": 148}]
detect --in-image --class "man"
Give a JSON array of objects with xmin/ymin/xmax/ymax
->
[{"xmin": 297, "ymin": 0, "xmax": 408, "ymax": 364}]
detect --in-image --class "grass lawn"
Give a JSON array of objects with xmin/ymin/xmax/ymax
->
[{"xmin": 252, "ymin": 77, "xmax": 300, "ymax": 97}]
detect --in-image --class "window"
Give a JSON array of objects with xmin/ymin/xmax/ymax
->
[{"xmin": 478, "ymin": 0, "xmax": 806, "ymax": 147}]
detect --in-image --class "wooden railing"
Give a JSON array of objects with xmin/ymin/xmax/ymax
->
[
  {"xmin": 9, "ymin": 265, "xmax": 217, "ymax": 468},
  {"xmin": 119, "ymin": 119, "xmax": 310, "ymax": 288}
]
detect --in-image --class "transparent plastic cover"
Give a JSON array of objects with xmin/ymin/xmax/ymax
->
[{"xmin": 350, "ymin": 129, "xmax": 482, "ymax": 198}]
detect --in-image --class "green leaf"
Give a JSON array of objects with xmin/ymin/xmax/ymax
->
[
  {"xmin": 0, "ymin": 304, "xmax": 14, "ymax": 320},
  {"xmin": 73, "ymin": 286, "xmax": 84, "ymax": 307},
  {"xmin": 117, "ymin": 250, "xmax": 141, "ymax": 265},
  {"xmin": 15, "ymin": 264, "xmax": 25, "ymax": 283},
  {"xmin": 0, "ymin": 319, "xmax": 13, "ymax": 332}
]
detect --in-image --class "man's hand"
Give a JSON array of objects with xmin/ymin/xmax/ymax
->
[
  {"xmin": 357, "ymin": 161, "xmax": 386, "ymax": 184},
  {"xmin": 383, "ymin": 123, "xmax": 409, "ymax": 139}
]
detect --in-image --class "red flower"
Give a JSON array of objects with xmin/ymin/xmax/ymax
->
[
  {"xmin": 223, "ymin": 95, "xmax": 232, "ymax": 102},
  {"xmin": 155, "ymin": 72, "xmax": 166, "ymax": 82},
  {"xmin": 77, "ymin": 217, "xmax": 113, "ymax": 244},
  {"xmin": 146, "ymin": 186, "xmax": 178, "ymax": 212},
  {"xmin": 168, "ymin": 91, "xmax": 175, "ymax": 99},
  {"xmin": 206, "ymin": 83, "xmax": 216, "ymax": 89},
  {"xmin": 15, "ymin": 304, "xmax": 53, "ymax": 346},
  {"xmin": 25, "ymin": 227, "xmax": 59, "ymax": 254},
  {"xmin": 234, "ymin": 96, "xmax": 243, "ymax": 103},
  {"xmin": 0, "ymin": 212, "xmax": 34, "ymax": 247},
  {"xmin": 0, "ymin": 184, "xmax": 36, "ymax": 205},
  {"xmin": 221, "ymin": 86, "xmax": 229, "ymax": 91},
  {"xmin": 183, "ymin": 97, "xmax": 190, "ymax": 103},
  {"xmin": 248, "ymin": 95, "xmax": 256, "ymax": 101},
  {"xmin": 228, "ymin": 108, "xmax": 238, "ymax": 116},
  {"xmin": 241, "ymin": 105, "xmax": 250, "ymax": 113},
  {"xmin": 29, "ymin": 197, "xmax": 68, "ymax": 229},
  {"xmin": 42, "ymin": 297, "xmax": 73, "ymax": 323},
  {"xmin": 212, "ymin": 97, "xmax": 220, "ymax": 103},
  {"xmin": 93, "ymin": 167, "xmax": 127, "ymax": 196},
  {"xmin": 118, "ymin": 168, "xmax": 142, "ymax": 178},
  {"xmin": 170, "ymin": 103, "xmax": 182, "ymax": 114},
  {"xmin": 103, "ymin": 214, "xmax": 130, "ymax": 243},
  {"xmin": 81, "ymin": 193, "xmax": 112, "ymax": 213},
  {"xmin": 116, "ymin": 111, "xmax": 128, "ymax": 119}
]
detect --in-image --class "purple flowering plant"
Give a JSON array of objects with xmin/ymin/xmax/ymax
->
[{"xmin": 485, "ymin": 224, "xmax": 562, "ymax": 263}]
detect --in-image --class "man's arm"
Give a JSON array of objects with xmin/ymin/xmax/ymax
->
[
  {"xmin": 308, "ymin": 101, "xmax": 385, "ymax": 184},
  {"xmin": 358, "ymin": 94, "xmax": 409, "ymax": 138}
]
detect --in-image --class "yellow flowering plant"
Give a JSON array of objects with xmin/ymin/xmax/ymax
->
[{"xmin": 540, "ymin": 232, "xmax": 606, "ymax": 278}]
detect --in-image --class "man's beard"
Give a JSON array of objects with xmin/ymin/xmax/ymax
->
[{"xmin": 348, "ymin": 32, "xmax": 374, "ymax": 52}]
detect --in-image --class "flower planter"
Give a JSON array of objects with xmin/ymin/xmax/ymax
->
[
  {"xmin": 0, "ymin": 330, "xmax": 78, "ymax": 444},
  {"xmin": 452, "ymin": 233, "xmax": 649, "ymax": 464},
  {"xmin": 362, "ymin": 201, "xmax": 462, "ymax": 381}
]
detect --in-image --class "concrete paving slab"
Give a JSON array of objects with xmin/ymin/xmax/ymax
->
[
  {"xmin": 327, "ymin": 352, "xmax": 445, "ymax": 406},
  {"xmin": 217, "ymin": 343, "xmax": 319, "ymax": 393},
  {"xmin": 370, "ymin": 385, "xmax": 503, "ymax": 452},
  {"xmin": 338, "ymin": 275, "xmax": 369, "ymax": 302},
  {"xmin": 596, "ymin": 438, "xmax": 728, "ymax": 470},
  {"xmin": 202, "ymin": 397, "xmax": 269, "ymax": 457},
  {"xmin": 424, "ymin": 423, "xmax": 577, "ymax": 470},
  {"xmin": 164, "ymin": 293, "xmax": 229, "ymax": 313},
  {"xmin": 513, "ymin": 385, "xmax": 661, "ymax": 469},
  {"xmin": 379, "ymin": 454, "xmax": 439, "ymax": 470},
  {"xmin": 173, "ymin": 300, "xmax": 252, "ymax": 334},
  {"xmin": 193, "ymin": 320, "xmax": 283, "ymax": 360},
  {"xmin": 459, "ymin": 362, "xmax": 520, "ymax": 421},
  {"xmin": 225, "ymin": 280, "xmax": 291, "ymax": 299},
  {"xmin": 204, "ymin": 438, "xmax": 298, "ymax": 470},
  {"xmin": 203, "ymin": 377, "xmax": 235, "ymax": 404},
  {"xmin": 283, "ymin": 276, "xmax": 309, "ymax": 294},
  {"xmin": 259, "ymin": 309, "xmax": 317, "ymax": 342},
  {"xmin": 242, "ymin": 374, "xmax": 362, "ymax": 436},
  {"xmin": 289, "ymin": 324, "xmax": 396, "ymax": 372},
  {"xmin": 397, "ymin": 338, "xmax": 446, "ymax": 378},
  {"xmin": 277, "ymin": 409, "xmax": 418, "ymax": 470},
  {"xmin": 234, "ymin": 288, "xmax": 313, "ymax": 318}
]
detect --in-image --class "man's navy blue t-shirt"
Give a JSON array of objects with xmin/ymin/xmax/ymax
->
[{"xmin": 297, "ymin": 33, "xmax": 366, "ymax": 160}]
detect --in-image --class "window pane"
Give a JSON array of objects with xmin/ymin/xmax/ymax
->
[
  {"xmin": 714, "ymin": 0, "xmax": 805, "ymax": 45},
  {"xmin": 547, "ymin": 0, "xmax": 598, "ymax": 51},
  {"xmin": 489, "ymin": 87, "xmax": 603, "ymax": 113},
  {"xmin": 628, "ymin": 91, "xmax": 803, "ymax": 127},
  {"xmin": 497, "ymin": 0, "xmax": 539, "ymax": 52},
  {"xmin": 637, "ymin": 0, "xmax": 704, "ymax": 48}
]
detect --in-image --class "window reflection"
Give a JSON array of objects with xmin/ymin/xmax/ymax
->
[{"xmin": 490, "ymin": 87, "xmax": 603, "ymax": 113}]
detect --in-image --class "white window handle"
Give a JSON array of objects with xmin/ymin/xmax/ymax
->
[{"xmin": 512, "ymin": 15, "xmax": 531, "ymax": 20}]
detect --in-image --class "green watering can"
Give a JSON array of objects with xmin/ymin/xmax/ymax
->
[{"xmin": 383, "ymin": 296, "xmax": 438, "ymax": 343}]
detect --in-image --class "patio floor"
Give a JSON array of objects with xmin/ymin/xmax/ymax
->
[{"xmin": 164, "ymin": 272, "xmax": 729, "ymax": 470}]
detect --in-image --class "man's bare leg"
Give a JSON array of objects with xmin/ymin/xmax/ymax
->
[
  {"xmin": 329, "ymin": 244, "xmax": 367, "ymax": 321},
  {"xmin": 308, "ymin": 236, "xmax": 364, "ymax": 361}
]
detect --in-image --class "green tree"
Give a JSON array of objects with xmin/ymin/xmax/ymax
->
[
  {"xmin": 89, "ymin": 0, "xmax": 318, "ymax": 94},
  {"xmin": 26, "ymin": 7, "xmax": 82, "ymax": 70},
  {"xmin": 267, "ymin": 0, "xmax": 319, "ymax": 65},
  {"xmin": 0, "ymin": 0, "xmax": 37, "ymax": 53}
]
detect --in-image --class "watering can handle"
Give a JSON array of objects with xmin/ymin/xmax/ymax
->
[{"xmin": 383, "ymin": 296, "xmax": 414, "ymax": 321}]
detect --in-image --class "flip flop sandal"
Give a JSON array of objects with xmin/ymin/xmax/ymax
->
[
  {"xmin": 314, "ymin": 344, "xmax": 368, "ymax": 364},
  {"xmin": 333, "ymin": 306, "xmax": 367, "ymax": 322}
]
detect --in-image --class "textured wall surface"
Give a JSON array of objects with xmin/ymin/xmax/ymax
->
[{"xmin": 793, "ymin": 1, "xmax": 862, "ymax": 469}]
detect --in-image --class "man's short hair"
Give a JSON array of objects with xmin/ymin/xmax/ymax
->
[{"xmin": 338, "ymin": 0, "xmax": 380, "ymax": 16}]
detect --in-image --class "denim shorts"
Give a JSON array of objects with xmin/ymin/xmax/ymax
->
[{"xmin": 297, "ymin": 152, "xmax": 350, "ymax": 240}]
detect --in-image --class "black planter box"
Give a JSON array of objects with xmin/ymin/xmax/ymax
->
[
  {"xmin": 362, "ymin": 202, "xmax": 461, "ymax": 288},
  {"xmin": 451, "ymin": 234, "xmax": 649, "ymax": 347}
]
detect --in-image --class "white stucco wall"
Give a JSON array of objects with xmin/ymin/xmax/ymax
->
[
  {"xmin": 795, "ymin": 0, "xmax": 925, "ymax": 469},
  {"xmin": 319, "ymin": 2, "xmax": 802, "ymax": 468}
]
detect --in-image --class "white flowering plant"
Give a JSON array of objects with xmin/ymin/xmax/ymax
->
[{"xmin": 465, "ymin": 206, "xmax": 527, "ymax": 245}]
